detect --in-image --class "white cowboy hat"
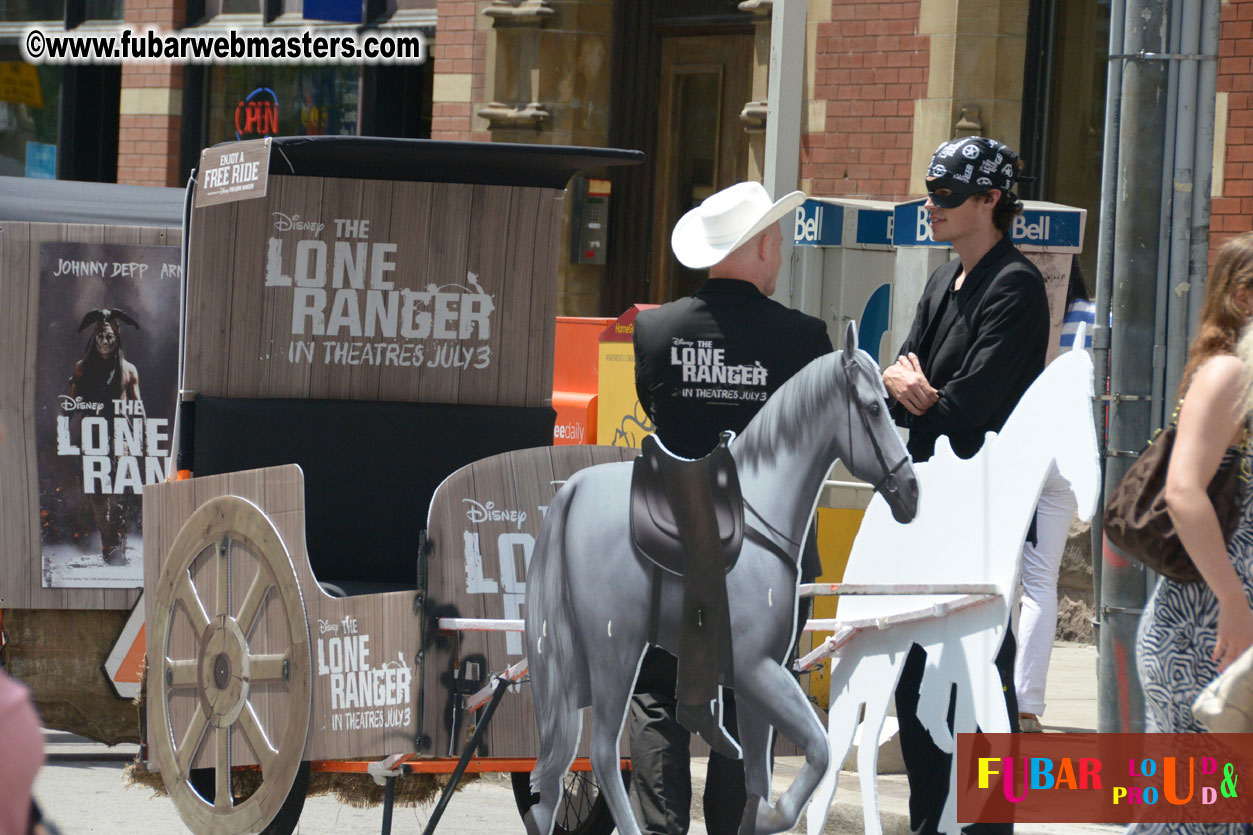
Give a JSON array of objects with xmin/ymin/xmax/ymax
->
[{"xmin": 670, "ymin": 181, "xmax": 806, "ymax": 269}]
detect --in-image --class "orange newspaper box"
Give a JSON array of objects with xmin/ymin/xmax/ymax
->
[
  {"xmin": 596, "ymin": 304, "xmax": 658, "ymax": 449},
  {"xmin": 553, "ymin": 316, "xmax": 613, "ymax": 444}
]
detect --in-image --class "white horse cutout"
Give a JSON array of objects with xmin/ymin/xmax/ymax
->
[
  {"xmin": 523, "ymin": 323, "xmax": 920, "ymax": 835},
  {"xmin": 803, "ymin": 331, "xmax": 1100, "ymax": 835}
]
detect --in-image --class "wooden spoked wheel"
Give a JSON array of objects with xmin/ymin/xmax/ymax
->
[{"xmin": 150, "ymin": 495, "xmax": 311, "ymax": 835}]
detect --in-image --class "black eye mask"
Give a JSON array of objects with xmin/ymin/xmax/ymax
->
[{"xmin": 926, "ymin": 136, "xmax": 1019, "ymax": 206}]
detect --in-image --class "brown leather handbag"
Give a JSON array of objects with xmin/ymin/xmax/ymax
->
[{"xmin": 1103, "ymin": 422, "xmax": 1248, "ymax": 583}]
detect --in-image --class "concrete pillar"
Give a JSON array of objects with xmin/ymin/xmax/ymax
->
[
  {"xmin": 912, "ymin": 0, "xmax": 1030, "ymax": 193},
  {"xmin": 116, "ymin": 0, "xmax": 185, "ymax": 185}
]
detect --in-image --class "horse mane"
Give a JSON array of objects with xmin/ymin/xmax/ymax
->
[{"xmin": 735, "ymin": 351, "xmax": 843, "ymax": 468}]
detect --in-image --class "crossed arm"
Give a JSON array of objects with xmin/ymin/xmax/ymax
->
[{"xmin": 882, "ymin": 271, "xmax": 1048, "ymax": 430}]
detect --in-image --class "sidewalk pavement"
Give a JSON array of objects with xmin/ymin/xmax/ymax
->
[{"xmin": 692, "ymin": 641, "xmax": 1123, "ymax": 834}]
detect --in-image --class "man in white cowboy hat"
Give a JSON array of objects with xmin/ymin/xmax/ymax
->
[{"xmin": 630, "ymin": 181, "xmax": 832, "ymax": 835}]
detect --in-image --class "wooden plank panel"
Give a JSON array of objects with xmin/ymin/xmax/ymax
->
[
  {"xmin": 144, "ymin": 453, "xmax": 655, "ymax": 764},
  {"xmin": 457, "ymin": 184, "xmax": 516, "ymax": 406},
  {"xmin": 375, "ymin": 181, "xmax": 434, "ymax": 403},
  {"xmin": 2, "ymin": 221, "xmax": 176, "ymax": 610},
  {"xmin": 528, "ymin": 192, "xmax": 564, "ymax": 402},
  {"xmin": 302, "ymin": 178, "xmax": 369, "ymax": 402},
  {"xmin": 413, "ymin": 182, "xmax": 474, "ymax": 406},
  {"xmin": 145, "ymin": 466, "xmax": 420, "ymax": 766},
  {"xmin": 462, "ymin": 450, "xmax": 525, "ymax": 757},
  {"xmin": 223, "ymin": 190, "xmax": 295, "ymax": 400},
  {"xmin": 254, "ymin": 176, "xmax": 325, "ymax": 400},
  {"xmin": 346, "ymin": 179, "xmax": 395, "ymax": 402},
  {"xmin": 0, "ymin": 220, "xmax": 35, "ymax": 609},
  {"xmin": 183, "ymin": 202, "xmax": 241, "ymax": 398},
  {"xmin": 183, "ymin": 172, "xmax": 563, "ymax": 408},
  {"xmin": 421, "ymin": 445, "xmax": 635, "ymax": 758},
  {"xmin": 490, "ymin": 187, "xmax": 540, "ymax": 408}
]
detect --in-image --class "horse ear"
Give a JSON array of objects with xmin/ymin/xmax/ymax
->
[{"xmin": 844, "ymin": 320, "xmax": 859, "ymax": 356}]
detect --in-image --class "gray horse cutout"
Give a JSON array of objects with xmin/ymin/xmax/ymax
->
[{"xmin": 524, "ymin": 321, "xmax": 920, "ymax": 835}]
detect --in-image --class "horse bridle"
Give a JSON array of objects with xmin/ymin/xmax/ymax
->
[{"xmin": 844, "ymin": 353, "xmax": 910, "ymax": 498}]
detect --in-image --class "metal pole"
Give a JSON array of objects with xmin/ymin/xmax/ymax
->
[
  {"xmin": 1187, "ymin": 0, "xmax": 1222, "ymax": 336},
  {"xmin": 1153, "ymin": 0, "xmax": 1184, "ymax": 431},
  {"xmin": 421, "ymin": 677, "xmax": 510, "ymax": 835},
  {"xmin": 764, "ymin": 0, "xmax": 806, "ymax": 309},
  {"xmin": 1163, "ymin": 0, "xmax": 1204, "ymax": 410},
  {"xmin": 1091, "ymin": 0, "xmax": 1126, "ymax": 656},
  {"xmin": 1099, "ymin": 0, "xmax": 1171, "ymax": 734},
  {"xmin": 381, "ymin": 776, "xmax": 396, "ymax": 835}
]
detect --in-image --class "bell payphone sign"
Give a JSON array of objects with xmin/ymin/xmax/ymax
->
[
  {"xmin": 892, "ymin": 199, "xmax": 1084, "ymax": 252},
  {"xmin": 792, "ymin": 199, "xmax": 844, "ymax": 247},
  {"xmin": 854, "ymin": 208, "xmax": 895, "ymax": 247}
]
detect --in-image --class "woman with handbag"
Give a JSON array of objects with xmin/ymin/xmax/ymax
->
[{"xmin": 1130, "ymin": 231, "xmax": 1253, "ymax": 835}]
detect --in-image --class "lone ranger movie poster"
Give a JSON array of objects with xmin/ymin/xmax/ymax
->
[{"xmin": 34, "ymin": 242, "xmax": 180, "ymax": 588}]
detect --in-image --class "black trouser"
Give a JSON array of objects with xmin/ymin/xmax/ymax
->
[
  {"xmin": 629, "ymin": 647, "xmax": 745, "ymax": 835},
  {"xmin": 895, "ymin": 625, "xmax": 1019, "ymax": 835},
  {"xmin": 628, "ymin": 579, "xmax": 816, "ymax": 835}
]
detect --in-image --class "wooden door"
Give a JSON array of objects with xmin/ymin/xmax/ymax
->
[{"xmin": 651, "ymin": 34, "xmax": 753, "ymax": 303}]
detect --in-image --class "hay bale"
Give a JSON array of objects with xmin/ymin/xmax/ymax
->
[
  {"xmin": 121, "ymin": 755, "xmax": 476, "ymax": 808},
  {"xmin": 3, "ymin": 609, "xmax": 140, "ymax": 744}
]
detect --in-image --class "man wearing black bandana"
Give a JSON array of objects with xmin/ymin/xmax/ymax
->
[{"xmin": 883, "ymin": 136, "xmax": 1048, "ymax": 834}]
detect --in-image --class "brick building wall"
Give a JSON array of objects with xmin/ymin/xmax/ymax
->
[
  {"xmin": 802, "ymin": 0, "xmax": 928, "ymax": 200},
  {"xmin": 430, "ymin": 0, "xmax": 490, "ymax": 141},
  {"xmin": 116, "ymin": 0, "xmax": 185, "ymax": 186},
  {"xmin": 1212, "ymin": 0, "xmax": 1253, "ymax": 258}
]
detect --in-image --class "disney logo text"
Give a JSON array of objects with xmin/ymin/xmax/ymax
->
[
  {"xmin": 273, "ymin": 212, "xmax": 326, "ymax": 235},
  {"xmin": 463, "ymin": 499, "xmax": 527, "ymax": 530},
  {"xmin": 59, "ymin": 395, "xmax": 104, "ymax": 414}
]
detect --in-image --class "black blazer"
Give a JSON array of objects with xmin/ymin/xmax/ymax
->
[
  {"xmin": 890, "ymin": 236, "xmax": 1049, "ymax": 462},
  {"xmin": 634, "ymin": 278, "xmax": 833, "ymax": 461}
]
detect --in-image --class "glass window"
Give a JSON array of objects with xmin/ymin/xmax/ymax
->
[
  {"xmin": 203, "ymin": 0, "xmax": 260, "ymax": 16},
  {"xmin": 0, "ymin": 62, "xmax": 61, "ymax": 178},
  {"xmin": 0, "ymin": 0, "xmax": 65, "ymax": 20},
  {"xmin": 669, "ymin": 69, "xmax": 721, "ymax": 300},
  {"xmin": 205, "ymin": 64, "xmax": 359, "ymax": 144},
  {"xmin": 84, "ymin": 0, "xmax": 123, "ymax": 19},
  {"xmin": 1042, "ymin": 0, "xmax": 1111, "ymax": 287}
]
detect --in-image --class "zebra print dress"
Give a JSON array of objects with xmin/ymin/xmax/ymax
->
[{"xmin": 1129, "ymin": 448, "xmax": 1253, "ymax": 835}]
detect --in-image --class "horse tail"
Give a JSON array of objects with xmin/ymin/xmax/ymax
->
[{"xmin": 525, "ymin": 476, "xmax": 584, "ymax": 798}]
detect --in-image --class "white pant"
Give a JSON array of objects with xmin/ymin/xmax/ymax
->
[{"xmin": 1014, "ymin": 461, "xmax": 1077, "ymax": 716}]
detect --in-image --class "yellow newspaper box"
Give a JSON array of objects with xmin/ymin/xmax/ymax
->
[{"xmin": 596, "ymin": 304, "xmax": 657, "ymax": 448}]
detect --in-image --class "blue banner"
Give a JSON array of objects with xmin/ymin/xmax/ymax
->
[{"xmin": 303, "ymin": 0, "xmax": 361, "ymax": 23}]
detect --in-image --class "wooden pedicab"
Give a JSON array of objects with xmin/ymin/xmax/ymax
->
[{"xmin": 141, "ymin": 137, "xmax": 641, "ymax": 835}]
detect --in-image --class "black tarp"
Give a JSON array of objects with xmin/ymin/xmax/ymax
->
[{"xmin": 193, "ymin": 396, "xmax": 556, "ymax": 587}]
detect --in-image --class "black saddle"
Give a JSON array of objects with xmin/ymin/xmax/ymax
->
[{"xmin": 629, "ymin": 432, "xmax": 744, "ymax": 576}]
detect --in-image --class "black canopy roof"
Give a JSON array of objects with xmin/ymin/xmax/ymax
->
[{"xmin": 259, "ymin": 136, "xmax": 643, "ymax": 189}]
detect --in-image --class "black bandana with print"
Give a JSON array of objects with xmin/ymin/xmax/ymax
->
[{"xmin": 926, "ymin": 136, "xmax": 1019, "ymax": 197}]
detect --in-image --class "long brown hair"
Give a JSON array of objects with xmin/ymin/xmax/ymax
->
[{"xmin": 1178, "ymin": 231, "xmax": 1253, "ymax": 400}]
